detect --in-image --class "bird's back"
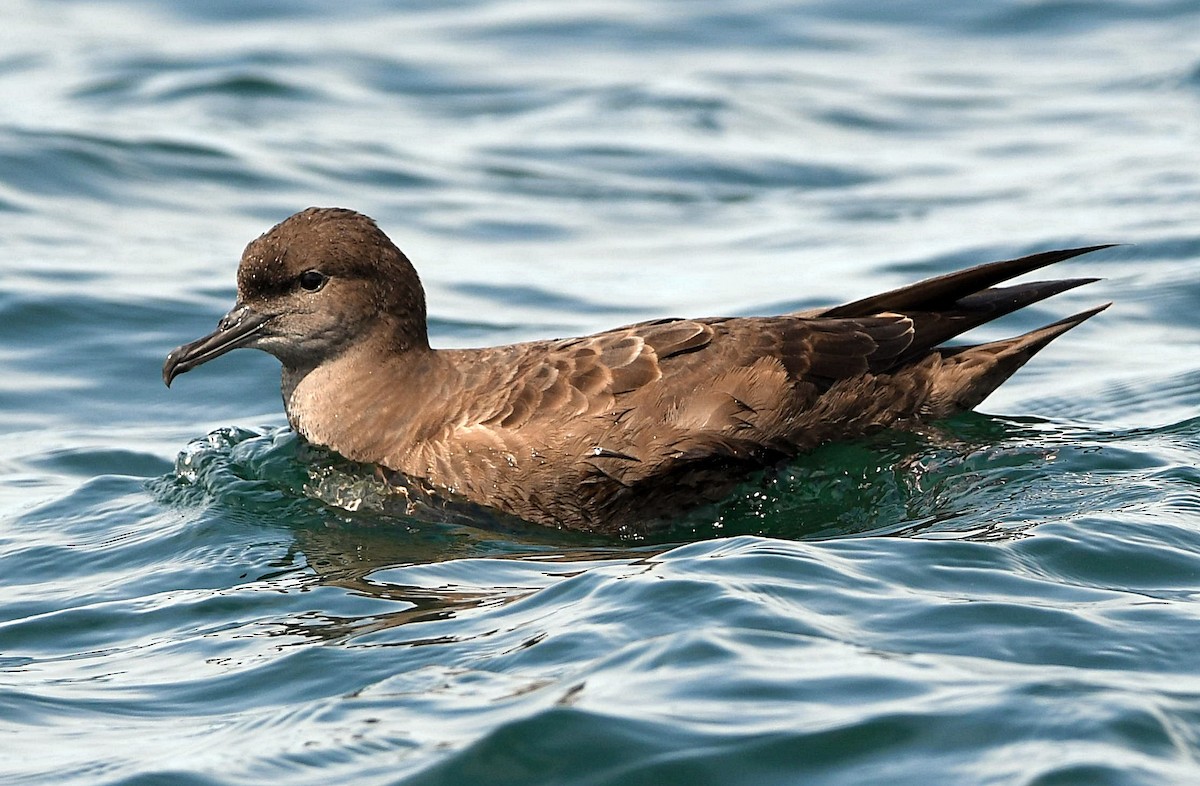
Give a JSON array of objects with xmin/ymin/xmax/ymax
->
[{"xmin": 333, "ymin": 301, "xmax": 1070, "ymax": 532}]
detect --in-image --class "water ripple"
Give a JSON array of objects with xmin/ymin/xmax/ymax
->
[{"xmin": 3, "ymin": 0, "xmax": 1200, "ymax": 783}]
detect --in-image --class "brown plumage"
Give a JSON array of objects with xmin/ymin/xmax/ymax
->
[{"xmin": 163, "ymin": 207, "xmax": 1111, "ymax": 534}]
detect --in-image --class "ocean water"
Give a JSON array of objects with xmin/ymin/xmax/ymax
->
[{"xmin": 2, "ymin": 0, "xmax": 1199, "ymax": 783}]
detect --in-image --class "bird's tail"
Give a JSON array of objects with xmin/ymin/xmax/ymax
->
[{"xmin": 923, "ymin": 303, "xmax": 1110, "ymax": 415}]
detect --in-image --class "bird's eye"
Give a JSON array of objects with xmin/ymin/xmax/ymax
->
[{"xmin": 298, "ymin": 270, "xmax": 328, "ymax": 292}]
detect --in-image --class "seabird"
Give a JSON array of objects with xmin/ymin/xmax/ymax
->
[{"xmin": 164, "ymin": 207, "xmax": 1110, "ymax": 533}]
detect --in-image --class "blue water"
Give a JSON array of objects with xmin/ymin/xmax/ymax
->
[{"xmin": 3, "ymin": 1, "xmax": 1200, "ymax": 784}]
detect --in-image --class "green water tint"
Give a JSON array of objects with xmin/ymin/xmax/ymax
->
[{"xmin": 153, "ymin": 411, "xmax": 1148, "ymax": 550}]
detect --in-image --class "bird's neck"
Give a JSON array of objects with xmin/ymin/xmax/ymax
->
[{"xmin": 280, "ymin": 333, "xmax": 445, "ymax": 465}]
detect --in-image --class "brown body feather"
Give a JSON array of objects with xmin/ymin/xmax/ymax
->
[{"xmin": 163, "ymin": 208, "xmax": 1111, "ymax": 533}]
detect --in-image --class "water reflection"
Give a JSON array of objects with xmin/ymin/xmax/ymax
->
[
  {"xmin": 279, "ymin": 509, "xmax": 663, "ymax": 643},
  {"xmin": 148, "ymin": 411, "xmax": 1094, "ymax": 645}
]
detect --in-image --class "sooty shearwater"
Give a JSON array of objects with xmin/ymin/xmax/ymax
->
[{"xmin": 164, "ymin": 207, "xmax": 1111, "ymax": 534}]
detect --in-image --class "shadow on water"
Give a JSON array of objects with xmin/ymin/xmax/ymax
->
[
  {"xmin": 147, "ymin": 426, "xmax": 656, "ymax": 643},
  {"xmin": 137, "ymin": 408, "xmax": 1200, "ymax": 648},
  {"xmin": 140, "ymin": 406, "xmax": 1200, "ymax": 647}
]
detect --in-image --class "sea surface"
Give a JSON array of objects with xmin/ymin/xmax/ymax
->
[{"xmin": 2, "ymin": 1, "xmax": 1199, "ymax": 784}]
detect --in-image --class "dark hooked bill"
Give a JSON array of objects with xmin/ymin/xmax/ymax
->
[{"xmin": 163, "ymin": 304, "xmax": 272, "ymax": 387}]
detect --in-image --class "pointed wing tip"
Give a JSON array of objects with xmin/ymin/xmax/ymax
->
[
  {"xmin": 1054, "ymin": 243, "xmax": 1121, "ymax": 259},
  {"xmin": 1048, "ymin": 301, "xmax": 1112, "ymax": 333}
]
